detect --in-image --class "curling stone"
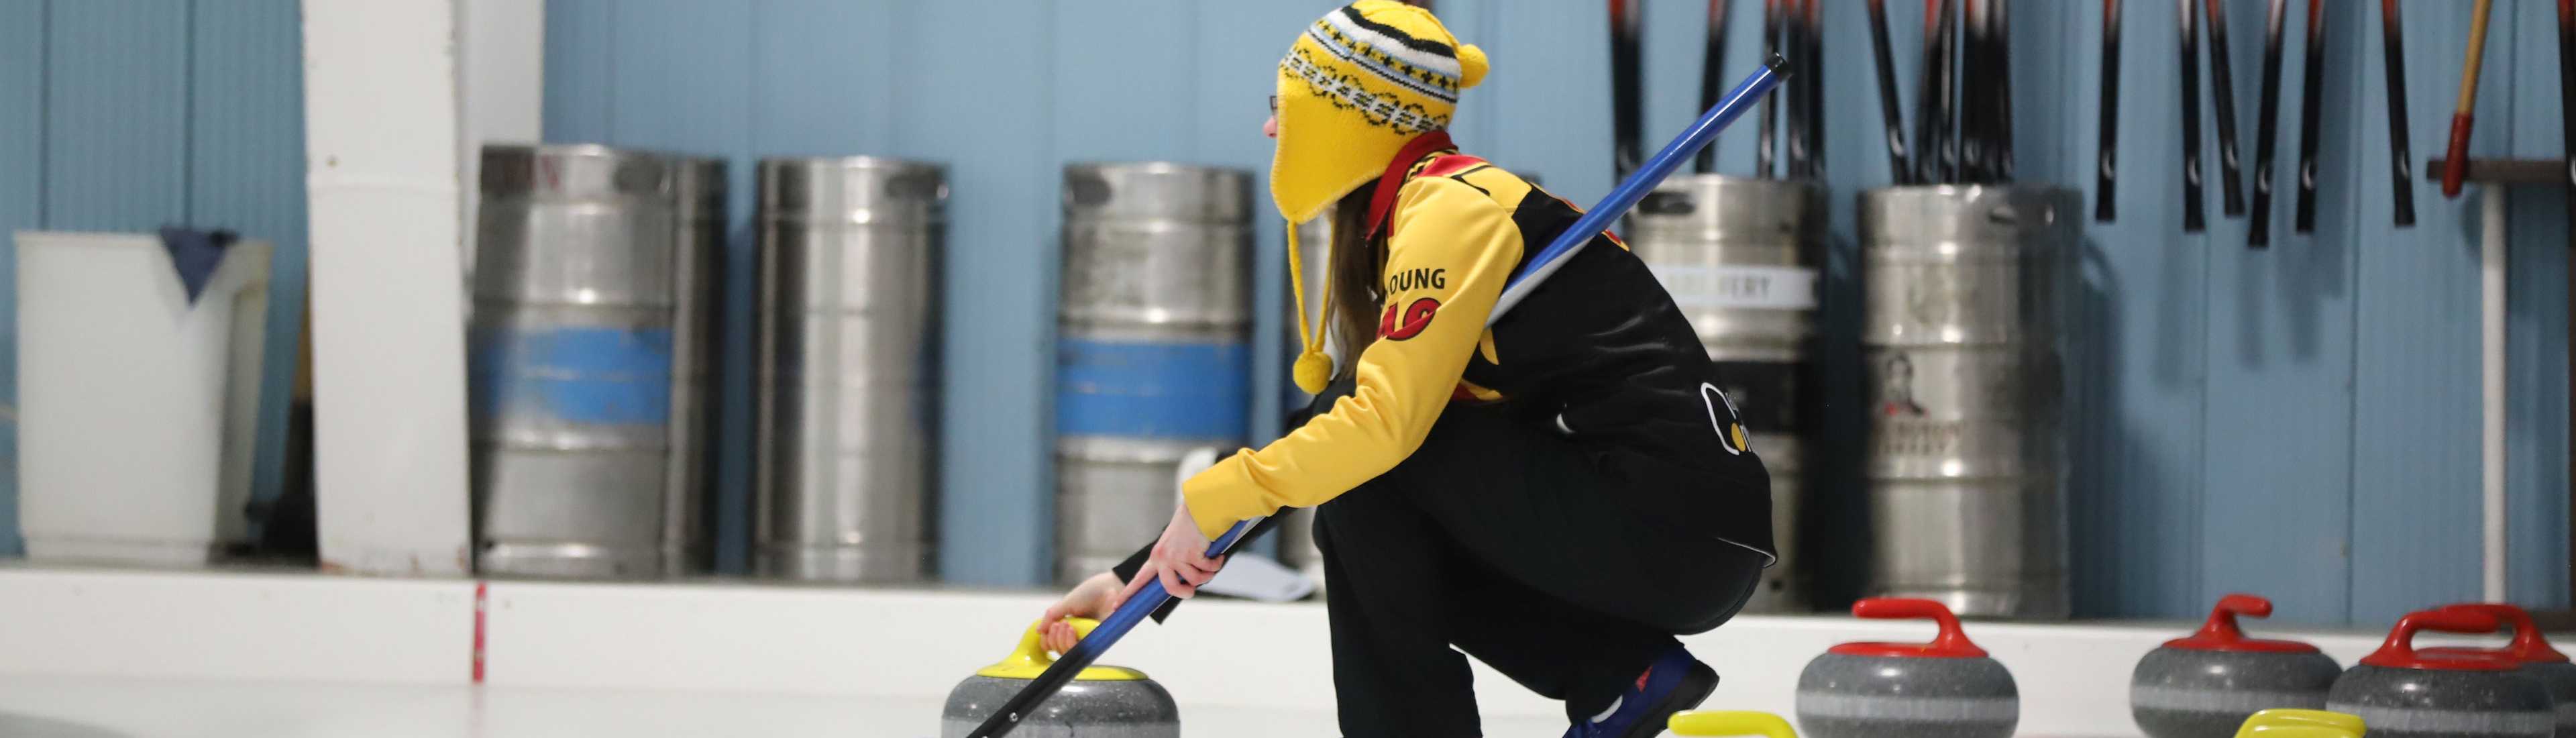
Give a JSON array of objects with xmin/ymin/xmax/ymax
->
[
  {"xmin": 1795, "ymin": 598, "xmax": 2017, "ymax": 738},
  {"xmin": 2231, "ymin": 708, "xmax": 2365, "ymax": 738},
  {"xmin": 2131, "ymin": 593, "xmax": 2343, "ymax": 738},
  {"xmin": 2325, "ymin": 607, "xmax": 2554, "ymax": 738},
  {"xmin": 941, "ymin": 618, "xmax": 1179, "ymax": 738},
  {"xmin": 2425, "ymin": 603, "xmax": 2576, "ymax": 738},
  {"xmin": 1670, "ymin": 710, "xmax": 1799, "ymax": 737}
]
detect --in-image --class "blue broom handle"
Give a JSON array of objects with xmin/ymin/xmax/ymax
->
[
  {"xmin": 1490, "ymin": 52, "xmax": 1792, "ymax": 324},
  {"xmin": 1062, "ymin": 519, "xmax": 1261, "ymax": 663},
  {"xmin": 973, "ymin": 52, "xmax": 1793, "ymax": 738}
]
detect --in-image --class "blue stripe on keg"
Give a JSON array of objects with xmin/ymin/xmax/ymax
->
[
  {"xmin": 1057, "ymin": 338, "xmax": 1248, "ymax": 440},
  {"xmin": 469, "ymin": 327, "xmax": 675, "ymax": 425}
]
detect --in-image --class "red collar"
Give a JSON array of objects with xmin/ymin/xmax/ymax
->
[{"xmin": 1362, "ymin": 131, "xmax": 1456, "ymax": 240}]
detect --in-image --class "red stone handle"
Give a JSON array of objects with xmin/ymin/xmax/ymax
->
[
  {"xmin": 2363, "ymin": 608, "xmax": 2505, "ymax": 668},
  {"xmin": 2441, "ymin": 602, "xmax": 2571, "ymax": 663},
  {"xmin": 2185, "ymin": 592, "xmax": 2275, "ymax": 645},
  {"xmin": 2212, "ymin": 592, "xmax": 2274, "ymax": 618},
  {"xmin": 1853, "ymin": 598, "xmax": 1982, "ymax": 657}
]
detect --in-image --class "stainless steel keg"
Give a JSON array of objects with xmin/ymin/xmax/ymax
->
[
  {"xmin": 1858, "ymin": 184, "xmax": 2076, "ymax": 619},
  {"xmin": 753, "ymin": 156, "xmax": 945, "ymax": 582},
  {"xmin": 1056, "ymin": 163, "xmax": 1252, "ymax": 583},
  {"xmin": 471, "ymin": 144, "xmax": 710, "ymax": 578}
]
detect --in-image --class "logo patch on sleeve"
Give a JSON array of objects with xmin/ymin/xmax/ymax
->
[
  {"xmin": 1701, "ymin": 382, "xmax": 1749, "ymax": 455},
  {"xmin": 1378, "ymin": 297, "xmax": 1440, "ymax": 340}
]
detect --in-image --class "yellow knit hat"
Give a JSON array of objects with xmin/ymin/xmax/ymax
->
[
  {"xmin": 1275, "ymin": 1, "xmax": 1488, "ymax": 393},
  {"xmin": 1272, "ymin": 1, "xmax": 1488, "ymax": 223}
]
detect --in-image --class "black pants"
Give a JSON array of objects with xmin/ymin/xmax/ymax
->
[{"xmin": 1311, "ymin": 401, "xmax": 1768, "ymax": 738}]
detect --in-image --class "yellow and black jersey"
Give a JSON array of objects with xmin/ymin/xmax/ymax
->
[{"xmin": 1181, "ymin": 142, "xmax": 1774, "ymax": 556}]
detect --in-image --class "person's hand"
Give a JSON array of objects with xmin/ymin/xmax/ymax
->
[
  {"xmin": 1038, "ymin": 571, "xmax": 1126, "ymax": 653},
  {"xmin": 1117, "ymin": 503, "xmax": 1228, "ymax": 605}
]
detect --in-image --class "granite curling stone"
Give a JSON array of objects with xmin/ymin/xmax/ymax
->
[
  {"xmin": 2131, "ymin": 593, "xmax": 2343, "ymax": 738},
  {"xmin": 1796, "ymin": 598, "xmax": 2017, "ymax": 738},
  {"xmin": 941, "ymin": 618, "xmax": 1179, "ymax": 738},
  {"xmin": 1668, "ymin": 710, "xmax": 1801, "ymax": 737},
  {"xmin": 2424, "ymin": 602, "xmax": 2576, "ymax": 738},
  {"xmin": 2325, "ymin": 607, "xmax": 2553, "ymax": 738},
  {"xmin": 2230, "ymin": 708, "xmax": 2364, "ymax": 738}
]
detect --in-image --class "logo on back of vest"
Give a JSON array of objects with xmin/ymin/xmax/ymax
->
[{"xmin": 1702, "ymin": 382, "xmax": 1748, "ymax": 455}]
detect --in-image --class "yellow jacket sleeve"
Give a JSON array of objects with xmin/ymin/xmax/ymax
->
[{"xmin": 1179, "ymin": 174, "xmax": 1525, "ymax": 538}]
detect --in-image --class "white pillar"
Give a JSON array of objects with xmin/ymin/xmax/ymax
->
[
  {"xmin": 300, "ymin": 0, "xmax": 473, "ymax": 575},
  {"xmin": 456, "ymin": 0, "xmax": 545, "ymax": 275},
  {"xmin": 2481, "ymin": 185, "xmax": 2508, "ymax": 602}
]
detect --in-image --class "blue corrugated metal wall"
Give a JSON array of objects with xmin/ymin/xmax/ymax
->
[
  {"xmin": 0, "ymin": 0, "xmax": 309, "ymax": 556},
  {"xmin": 541, "ymin": 0, "xmax": 1330, "ymax": 582},
  {"xmin": 4, "ymin": 0, "xmax": 2552, "ymax": 623},
  {"xmin": 543, "ymin": 0, "xmax": 2572, "ymax": 622},
  {"xmin": 2506, "ymin": 0, "xmax": 2576, "ymax": 613}
]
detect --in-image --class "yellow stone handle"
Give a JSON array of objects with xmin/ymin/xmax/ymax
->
[
  {"xmin": 1667, "ymin": 710, "xmax": 1799, "ymax": 738},
  {"xmin": 975, "ymin": 617, "xmax": 1101, "ymax": 679},
  {"xmin": 2233, "ymin": 708, "xmax": 2365, "ymax": 738},
  {"xmin": 2235, "ymin": 728, "xmax": 2362, "ymax": 738}
]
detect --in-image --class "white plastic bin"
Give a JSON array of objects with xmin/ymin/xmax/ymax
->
[{"xmin": 14, "ymin": 231, "xmax": 272, "ymax": 566}]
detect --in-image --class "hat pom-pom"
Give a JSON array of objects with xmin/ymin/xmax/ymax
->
[
  {"xmin": 1456, "ymin": 43, "xmax": 1489, "ymax": 89},
  {"xmin": 1293, "ymin": 350, "xmax": 1334, "ymax": 395}
]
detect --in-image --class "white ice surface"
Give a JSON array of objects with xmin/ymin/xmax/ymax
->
[
  {"xmin": 1, "ymin": 567, "xmax": 2432, "ymax": 738},
  {"xmin": 0, "ymin": 674, "xmax": 1574, "ymax": 738}
]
